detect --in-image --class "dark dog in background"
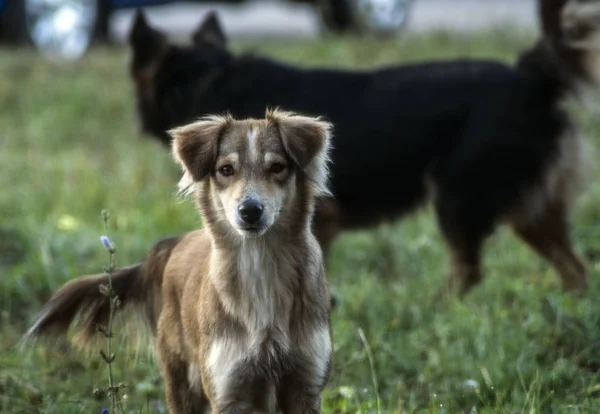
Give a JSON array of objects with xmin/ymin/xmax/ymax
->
[{"xmin": 128, "ymin": 0, "xmax": 600, "ymax": 295}]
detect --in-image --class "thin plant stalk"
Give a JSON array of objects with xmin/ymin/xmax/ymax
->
[
  {"xmin": 358, "ymin": 327, "xmax": 381, "ymax": 414},
  {"xmin": 99, "ymin": 210, "xmax": 124, "ymax": 414}
]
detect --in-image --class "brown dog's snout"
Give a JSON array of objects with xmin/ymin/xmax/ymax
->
[{"xmin": 238, "ymin": 199, "xmax": 264, "ymax": 225}]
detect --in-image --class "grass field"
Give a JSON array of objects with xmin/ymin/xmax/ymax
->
[{"xmin": 2, "ymin": 29, "xmax": 600, "ymax": 413}]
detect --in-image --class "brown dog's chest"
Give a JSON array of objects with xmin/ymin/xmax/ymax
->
[{"xmin": 200, "ymin": 318, "xmax": 331, "ymax": 409}]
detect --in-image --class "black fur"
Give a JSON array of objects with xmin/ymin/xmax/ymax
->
[{"xmin": 128, "ymin": 0, "xmax": 598, "ymax": 294}]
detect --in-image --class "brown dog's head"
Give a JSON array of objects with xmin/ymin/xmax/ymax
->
[
  {"xmin": 170, "ymin": 109, "xmax": 332, "ymax": 239},
  {"xmin": 128, "ymin": 9, "xmax": 231, "ymax": 144}
]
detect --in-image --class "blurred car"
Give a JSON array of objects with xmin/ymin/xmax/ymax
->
[{"xmin": 0, "ymin": 0, "xmax": 414, "ymax": 60}]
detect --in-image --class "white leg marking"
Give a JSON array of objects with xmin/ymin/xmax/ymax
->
[
  {"xmin": 306, "ymin": 324, "xmax": 332, "ymax": 384},
  {"xmin": 207, "ymin": 337, "xmax": 245, "ymax": 402},
  {"xmin": 187, "ymin": 363, "xmax": 203, "ymax": 391}
]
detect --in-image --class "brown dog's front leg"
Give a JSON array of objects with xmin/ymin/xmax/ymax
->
[
  {"xmin": 278, "ymin": 379, "xmax": 323, "ymax": 414},
  {"xmin": 160, "ymin": 356, "xmax": 209, "ymax": 414},
  {"xmin": 213, "ymin": 402, "xmax": 254, "ymax": 414}
]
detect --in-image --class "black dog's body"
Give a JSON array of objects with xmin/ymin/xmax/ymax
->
[
  {"xmin": 144, "ymin": 52, "xmax": 562, "ymax": 226},
  {"xmin": 129, "ymin": 0, "xmax": 600, "ymax": 294}
]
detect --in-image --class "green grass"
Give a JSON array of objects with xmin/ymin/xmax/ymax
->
[{"xmin": 3, "ymin": 29, "xmax": 600, "ymax": 413}]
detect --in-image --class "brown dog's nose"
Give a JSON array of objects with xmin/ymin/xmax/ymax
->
[{"xmin": 238, "ymin": 200, "xmax": 263, "ymax": 224}]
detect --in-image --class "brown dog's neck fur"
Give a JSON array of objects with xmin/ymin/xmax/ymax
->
[
  {"xmin": 198, "ymin": 174, "xmax": 322, "ymax": 339},
  {"xmin": 212, "ymin": 236, "xmax": 305, "ymax": 336}
]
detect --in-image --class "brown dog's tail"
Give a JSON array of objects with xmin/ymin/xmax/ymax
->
[
  {"xmin": 23, "ymin": 236, "xmax": 179, "ymax": 350},
  {"xmin": 518, "ymin": 0, "xmax": 600, "ymax": 99}
]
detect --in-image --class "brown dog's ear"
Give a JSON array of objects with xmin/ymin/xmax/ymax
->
[
  {"xmin": 128, "ymin": 9, "xmax": 167, "ymax": 68},
  {"xmin": 170, "ymin": 116, "xmax": 231, "ymax": 184},
  {"xmin": 192, "ymin": 11, "xmax": 227, "ymax": 48},
  {"xmin": 267, "ymin": 109, "xmax": 333, "ymax": 196}
]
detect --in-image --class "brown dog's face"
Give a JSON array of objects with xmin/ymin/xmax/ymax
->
[
  {"xmin": 212, "ymin": 121, "xmax": 297, "ymax": 237},
  {"xmin": 170, "ymin": 110, "xmax": 332, "ymax": 239}
]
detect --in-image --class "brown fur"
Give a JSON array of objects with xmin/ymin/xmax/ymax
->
[{"xmin": 25, "ymin": 110, "xmax": 333, "ymax": 413}]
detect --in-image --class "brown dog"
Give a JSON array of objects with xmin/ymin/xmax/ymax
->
[{"xmin": 25, "ymin": 109, "xmax": 334, "ymax": 413}]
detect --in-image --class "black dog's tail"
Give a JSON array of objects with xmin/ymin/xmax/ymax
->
[{"xmin": 518, "ymin": 0, "xmax": 600, "ymax": 98}]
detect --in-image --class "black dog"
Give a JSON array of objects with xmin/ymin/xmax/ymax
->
[{"xmin": 128, "ymin": 0, "xmax": 600, "ymax": 295}]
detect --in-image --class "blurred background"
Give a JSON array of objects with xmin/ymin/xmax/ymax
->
[
  {"xmin": 4, "ymin": 1, "xmax": 600, "ymax": 413},
  {"xmin": 0, "ymin": 0, "xmax": 537, "ymax": 60}
]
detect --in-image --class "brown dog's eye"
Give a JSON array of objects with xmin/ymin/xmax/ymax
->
[
  {"xmin": 218, "ymin": 165, "xmax": 234, "ymax": 177},
  {"xmin": 270, "ymin": 163, "xmax": 286, "ymax": 174}
]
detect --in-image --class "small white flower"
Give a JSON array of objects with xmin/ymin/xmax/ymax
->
[{"xmin": 463, "ymin": 379, "xmax": 480, "ymax": 391}]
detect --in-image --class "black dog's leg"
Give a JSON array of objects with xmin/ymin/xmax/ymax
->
[
  {"xmin": 434, "ymin": 189, "xmax": 495, "ymax": 297},
  {"xmin": 511, "ymin": 201, "xmax": 588, "ymax": 292},
  {"xmin": 312, "ymin": 197, "xmax": 342, "ymax": 308}
]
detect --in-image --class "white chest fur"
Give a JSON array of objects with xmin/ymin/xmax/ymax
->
[
  {"xmin": 234, "ymin": 237, "xmax": 294, "ymax": 343},
  {"xmin": 206, "ymin": 321, "xmax": 332, "ymax": 408},
  {"xmin": 206, "ymin": 237, "xmax": 331, "ymax": 406}
]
